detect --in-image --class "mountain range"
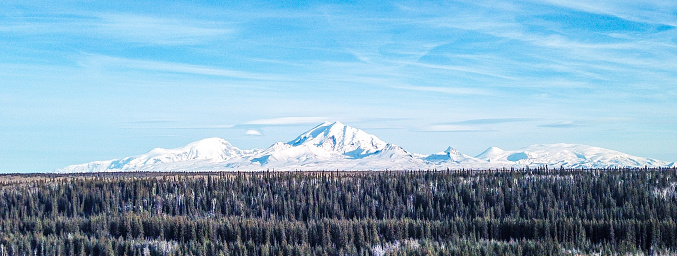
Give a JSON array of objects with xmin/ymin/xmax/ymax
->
[{"xmin": 57, "ymin": 121, "xmax": 674, "ymax": 172}]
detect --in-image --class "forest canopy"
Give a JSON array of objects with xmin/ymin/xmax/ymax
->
[{"xmin": 1, "ymin": 168, "xmax": 676, "ymax": 255}]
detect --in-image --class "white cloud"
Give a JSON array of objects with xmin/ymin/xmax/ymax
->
[
  {"xmin": 96, "ymin": 13, "xmax": 232, "ymax": 45},
  {"xmin": 420, "ymin": 124, "xmax": 495, "ymax": 132},
  {"xmin": 244, "ymin": 117, "xmax": 329, "ymax": 125},
  {"xmin": 397, "ymin": 61, "xmax": 517, "ymax": 80},
  {"xmin": 392, "ymin": 85, "xmax": 492, "ymax": 96},
  {"xmin": 446, "ymin": 118, "xmax": 540, "ymax": 125},
  {"xmin": 245, "ymin": 129, "xmax": 263, "ymax": 136},
  {"xmin": 120, "ymin": 124, "xmax": 236, "ymax": 130},
  {"xmin": 535, "ymin": 0, "xmax": 677, "ymax": 27},
  {"xmin": 540, "ymin": 121, "xmax": 582, "ymax": 128},
  {"xmin": 78, "ymin": 54, "xmax": 286, "ymax": 81},
  {"xmin": 0, "ymin": 12, "xmax": 232, "ymax": 46}
]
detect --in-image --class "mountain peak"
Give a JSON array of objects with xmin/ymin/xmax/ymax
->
[
  {"xmin": 322, "ymin": 120, "xmax": 343, "ymax": 126},
  {"xmin": 145, "ymin": 137, "xmax": 244, "ymax": 162},
  {"xmin": 424, "ymin": 146, "xmax": 474, "ymax": 163},
  {"xmin": 288, "ymin": 121, "xmax": 387, "ymax": 158},
  {"xmin": 445, "ymin": 146, "xmax": 460, "ymax": 155},
  {"xmin": 57, "ymin": 123, "xmax": 673, "ymax": 173}
]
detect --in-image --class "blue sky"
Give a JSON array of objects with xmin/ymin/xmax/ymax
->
[{"xmin": 1, "ymin": 1, "xmax": 676, "ymax": 172}]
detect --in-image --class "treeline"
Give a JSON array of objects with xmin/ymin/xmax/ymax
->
[{"xmin": 0, "ymin": 168, "xmax": 676, "ymax": 255}]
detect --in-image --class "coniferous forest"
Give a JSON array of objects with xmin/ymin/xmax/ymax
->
[{"xmin": 1, "ymin": 168, "xmax": 677, "ymax": 255}]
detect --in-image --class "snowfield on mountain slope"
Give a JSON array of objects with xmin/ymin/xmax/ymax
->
[
  {"xmin": 472, "ymin": 143, "xmax": 668, "ymax": 169},
  {"xmin": 57, "ymin": 121, "xmax": 673, "ymax": 173}
]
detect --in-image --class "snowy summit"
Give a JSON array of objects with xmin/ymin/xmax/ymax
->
[
  {"xmin": 57, "ymin": 122, "xmax": 674, "ymax": 173},
  {"xmin": 289, "ymin": 121, "xmax": 388, "ymax": 158}
]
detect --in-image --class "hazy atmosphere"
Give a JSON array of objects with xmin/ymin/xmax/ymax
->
[{"xmin": 2, "ymin": 1, "xmax": 676, "ymax": 172}]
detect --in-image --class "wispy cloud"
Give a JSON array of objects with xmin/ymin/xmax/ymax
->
[
  {"xmin": 536, "ymin": 0, "xmax": 677, "ymax": 27},
  {"xmin": 96, "ymin": 13, "xmax": 232, "ymax": 45},
  {"xmin": 540, "ymin": 117, "xmax": 636, "ymax": 128},
  {"xmin": 540, "ymin": 121, "xmax": 583, "ymax": 128},
  {"xmin": 122, "ymin": 120, "xmax": 179, "ymax": 124},
  {"xmin": 396, "ymin": 1, "xmax": 677, "ymax": 103},
  {"xmin": 445, "ymin": 118, "xmax": 540, "ymax": 125},
  {"xmin": 397, "ymin": 61, "xmax": 517, "ymax": 80},
  {"xmin": 244, "ymin": 117, "xmax": 329, "ymax": 126},
  {"xmin": 419, "ymin": 124, "xmax": 495, "ymax": 133},
  {"xmin": 0, "ymin": 12, "xmax": 232, "ymax": 46},
  {"xmin": 78, "ymin": 54, "xmax": 285, "ymax": 81},
  {"xmin": 392, "ymin": 85, "xmax": 492, "ymax": 96},
  {"xmin": 121, "ymin": 125, "xmax": 235, "ymax": 130},
  {"xmin": 418, "ymin": 118, "xmax": 540, "ymax": 133},
  {"xmin": 119, "ymin": 118, "xmax": 234, "ymax": 130}
]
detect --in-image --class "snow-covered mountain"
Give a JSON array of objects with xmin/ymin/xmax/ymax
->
[
  {"xmin": 425, "ymin": 147, "xmax": 477, "ymax": 163},
  {"xmin": 289, "ymin": 121, "xmax": 387, "ymax": 157},
  {"xmin": 57, "ymin": 122, "xmax": 673, "ymax": 173},
  {"xmin": 252, "ymin": 121, "xmax": 393, "ymax": 165},
  {"xmin": 473, "ymin": 143, "xmax": 668, "ymax": 169},
  {"xmin": 61, "ymin": 138, "xmax": 256, "ymax": 172}
]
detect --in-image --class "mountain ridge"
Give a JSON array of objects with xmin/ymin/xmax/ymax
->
[{"xmin": 57, "ymin": 122, "xmax": 674, "ymax": 173}]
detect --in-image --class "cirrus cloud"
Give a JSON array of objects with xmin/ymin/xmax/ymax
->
[{"xmin": 244, "ymin": 117, "xmax": 329, "ymax": 126}]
